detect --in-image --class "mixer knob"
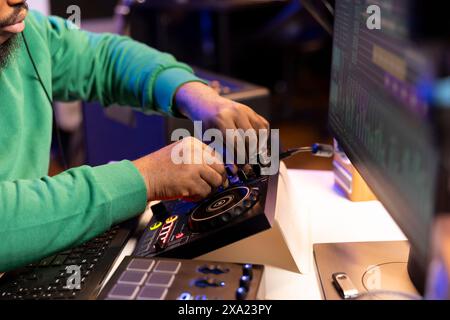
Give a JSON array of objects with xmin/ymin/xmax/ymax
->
[
  {"xmin": 229, "ymin": 205, "xmax": 244, "ymax": 218},
  {"xmin": 151, "ymin": 202, "xmax": 169, "ymax": 221},
  {"xmin": 220, "ymin": 212, "xmax": 232, "ymax": 223},
  {"xmin": 242, "ymin": 264, "xmax": 253, "ymax": 280},
  {"xmin": 236, "ymin": 287, "xmax": 248, "ymax": 300},
  {"xmin": 198, "ymin": 265, "xmax": 230, "ymax": 275},
  {"xmin": 194, "ymin": 278, "xmax": 225, "ymax": 288},
  {"xmin": 239, "ymin": 275, "xmax": 251, "ymax": 291},
  {"xmin": 249, "ymin": 190, "xmax": 259, "ymax": 202},
  {"xmin": 243, "ymin": 200, "xmax": 253, "ymax": 208}
]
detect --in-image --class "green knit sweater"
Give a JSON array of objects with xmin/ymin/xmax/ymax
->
[{"xmin": 0, "ymin": 10, "xmax": 201, "ymax": 271}]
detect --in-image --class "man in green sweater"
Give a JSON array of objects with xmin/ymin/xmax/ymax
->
[{"xmin": 0, "ymin": 1, "xmax": 269, "ymax": 271}]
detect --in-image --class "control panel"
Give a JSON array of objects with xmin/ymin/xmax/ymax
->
[{"xmin": 98, "ymin": 256, "xmax": 264, "ymax": 300}]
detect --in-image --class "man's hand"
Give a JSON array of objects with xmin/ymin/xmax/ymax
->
[
  {"xmin": 175, "ymin": 82, "xmax": 270, "ymax": 134},
  {"xmin": 133, "ymin": 137, "xmax": 227, "ymax": 202}
]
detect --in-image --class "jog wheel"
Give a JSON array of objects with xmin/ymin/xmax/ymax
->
[{"xmin": 188, "ymin": 186, "xmax": 259, "ymax": 232}]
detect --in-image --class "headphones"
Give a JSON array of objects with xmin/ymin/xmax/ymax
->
[{"xmin": 21, "ymin": 32, "xmax": 68, "ymax": 169}]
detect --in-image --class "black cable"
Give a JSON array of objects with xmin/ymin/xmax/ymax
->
[
  {"xmin": 21, "ymin": 32, "xmax": 68, "ymax": 170},
  {"xmin": 300, "ymin": 0, "xmax": 334, "ymax": 35},
  {"xmin": 320, "ymin": 0, "xmax": 334, "ymax": 16}
]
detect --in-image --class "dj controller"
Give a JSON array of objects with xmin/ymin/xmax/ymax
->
[
  {"xmin": 134, "ymin": 164, "xmax": 278, "ymax": 260},
  {"xmin": 0, "ymin": 165, "xmax": 275, "ymax": 301}
]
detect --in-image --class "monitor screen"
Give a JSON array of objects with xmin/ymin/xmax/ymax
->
[{"xmin": 328, "ymin": 0, "xmax": 443, "ymax": 282}]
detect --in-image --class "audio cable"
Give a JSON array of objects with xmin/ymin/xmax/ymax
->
[{"xmin": 280, "ymin": 143, "xmax": 335, "ymax": 160}]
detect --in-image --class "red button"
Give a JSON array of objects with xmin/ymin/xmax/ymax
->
[{"xmin": 175, "ymin": 232, "xmax": 184, "ymax": 240}]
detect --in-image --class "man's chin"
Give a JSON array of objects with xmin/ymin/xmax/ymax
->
[{"xmin": 0, "ymin": 34, "xmax": 19, "ymax": 71}]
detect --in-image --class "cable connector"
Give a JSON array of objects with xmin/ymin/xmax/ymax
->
[{"xmin": 280, "ymin": 143, "xmax": 334, "ymax": 160}]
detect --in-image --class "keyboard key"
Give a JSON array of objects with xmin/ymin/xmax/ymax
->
[
  {"xmin": 52, "ymin": 292, "xmax": 67, "ymax": 299},
  {"xmin": 145, "ymin": 273, "xmax": 174, "ymax": 288},
  {"xmin": 26, "ymin": 273, "xmax": 38, "ymax": 280},
  {"xmin": 154, "ymin": 261, "xmax": 181, "ymax": 274},
  {"xmin": 63, "ymin": 291, "xmax": 77, "ymax": 299},
  {"xmin": 118, "ymin": 271, "xmax": 147, "ymax": 286},
  {"xmin": 127, "ymin": 259, "xmax": 155, "ymax": 272},
  {"xmin": 18, "ymin": 288, "xmax": 30, "ymax": 294},
  {"xmin": 108, "ymin": 284, "xmax": 139, "ymax": 300},
  {"xmin": 31, "ymin": 287, "xmax": 43, "ymax": 294},
  {"xmin": 39, "ymin": 255, "xmax": 56, "ymax": 267},
  {"xmin": 52, "ymin": 255, "xmax": 68, "ymax": 266},
  {"xmin": 64, "ymin": 259, "xmax": 79, "ymax": 266},
  {"xmin": 46, "ymin": 286, "xmax": 57, "ymax": 293},
  {"xmin": 137, "ymin": 286, "xmax": 167, "ymax": 300},
  {"xmin": 86, "ymin": 252, "xmax": 103, "ymax": 258},
  {"xmin": 82, "ymin": 270, "xmax": 91, "ymax": 277},
  {"xmin": 39, "ymin": 293, "xmax": 52, "ymax": 300}
]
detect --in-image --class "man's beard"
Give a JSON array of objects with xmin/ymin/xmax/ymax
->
[
  {"xmin": 0, "ymin": 2, "xmax": 28, "ymax": 71},
  {"xmin": 0, "ymin": 34, "xmax": 19, "ymax": 70}
]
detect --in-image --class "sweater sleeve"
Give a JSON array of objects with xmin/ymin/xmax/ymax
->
[
  {"xmin": 0, "ymin": 161, "xmax": 147, "ymax": 272},
  {"xmin": 42, "ymin": 13, "xmax": 205, "ymax": 116}
]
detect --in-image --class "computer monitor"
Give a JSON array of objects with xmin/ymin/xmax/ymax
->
[{"xmin": 328, "ymin": 0, "xmax": 449, "ymax": 294}]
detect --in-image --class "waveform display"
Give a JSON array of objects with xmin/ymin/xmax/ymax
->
[{"xmin": 329, "ymin": 0, "xmax": 441, "ymax": 256}]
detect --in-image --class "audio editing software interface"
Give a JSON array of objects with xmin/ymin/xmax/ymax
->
[{"xmin": 328, "ymin": 0, "xmax": 439, "ymax": 259}]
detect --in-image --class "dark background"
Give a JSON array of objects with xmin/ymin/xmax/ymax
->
[{"xmin": 49, "ymin": 0, "xmax": 334, "ymax": 172}]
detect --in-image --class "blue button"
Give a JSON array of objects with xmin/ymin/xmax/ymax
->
[
  {"xmin": 195, "ymin": 294, "xmax": 208, "ymax": 300},
  {"xmin": 236, "ymin": 287, "xmax": 248, "ymax": 300},
  {"xmin": 177, "ymin": 292, "xmax": 192, "ymax": 300}
]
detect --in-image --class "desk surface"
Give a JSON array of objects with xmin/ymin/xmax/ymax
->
[
  {"xmin": 107, "ymin": 169, "xmax": 407, "ymax": 300},
  {"xmin": 264, "ymin": 169, "xmax": 406, "ymax": 300}
]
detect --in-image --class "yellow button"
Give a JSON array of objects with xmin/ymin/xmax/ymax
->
[
  {"xmin": 165, "ymin": 215, "xmax": 178, "ymax": 224},
  {"xmin": 150, "ymin": 221, "xmax": 163, "ymax": 231}
]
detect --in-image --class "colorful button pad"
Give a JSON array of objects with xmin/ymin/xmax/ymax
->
[
  {"xmin": 106, "ymin": 259, "xmax": 180, "ymax": 300},
  {"xmin": 154, "ymin": 261, "xmax": 181, "ymax": 274},
  {"xmin": 137, "ymin": 286, "xmax": 168, "ymax": 300},
  {"xmin": 118, "ymin": 271, "xmax": 147, "ymax": 286},
  {"xmin": 146, "ymin": 273, "xmax": 175, "ymax": 287},
  {"xmin": 127, "ymin": 258, "xmax": 155, "ymax": 272},
  {"xmin": 100, "ymin": 257, "xmax": 264, "ymax": 301}
]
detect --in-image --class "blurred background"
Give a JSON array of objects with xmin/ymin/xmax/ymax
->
[{"xmin": 29, "ymin": 0, "xmax": 335, "ymax": 173}]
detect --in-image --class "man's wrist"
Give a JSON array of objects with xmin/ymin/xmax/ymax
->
[
  {"xmin": 174, "ymin": 82, "xmax": 221, "ymax": 120},
  {"xmin": 132, "ymin": 157, "xmax": 151, "ymax": 200}
]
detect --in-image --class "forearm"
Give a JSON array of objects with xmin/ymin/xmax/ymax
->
[
  {"xmin": 0, "ymin": 161, "xmax": 147, "ymax": 272},
  {"xmin": 44, "ymin": 11, "xmax": 205, "ymax": 116}
]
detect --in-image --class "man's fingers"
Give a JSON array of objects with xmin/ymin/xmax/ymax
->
[
  {"xmin": 234, "ymin": 114, "xmax": 254, "ymax": 133},
  {"xmin": 249, "ymin": 113, "xmax": 270, "ymax": 131},
  {"xmin": 193, "ymin": 177, "xmax": 213, "ymax": 199},
  {"xmin": 226, "ymin": 164, "xmax": 238, "ymax": 175},
  {"xmin": 201, "ymin": 143, "xmax": 227, "ymax": 178},
  {"xmin": 200, "ymin": 166, "xmax": 225, "ymax": 189}
]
